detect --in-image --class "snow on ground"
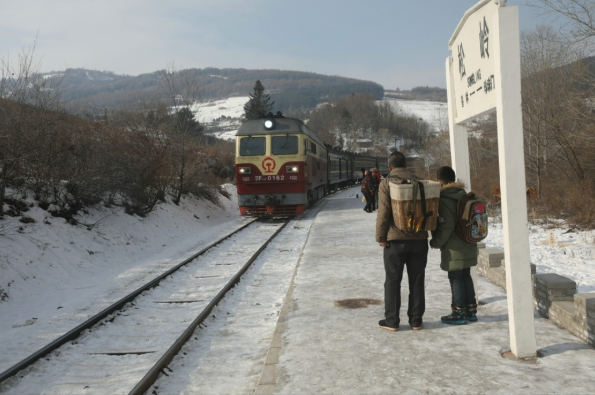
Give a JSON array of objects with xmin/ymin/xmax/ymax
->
[
  {"xmin": 273, "ymin": 191, "xmax": 595, "ymax": 394},
  {"xmin": 206, "ymin": 122, "xmax": 242, "ymax": 141},
  {"xmin": 191, "ymin": 96, "xmax": 248, "ymax": 124},
  {"xmin": 0, "ymin": 184, "xmax": 594, "ymax": 391},
  {"xmin": 486, "ymin": 222, "xmax": 595, "ymax": 294},
  {"xmin": 151, "ymin": 204, "xmax": 324, "ymax": 394},
  {"xmin": 0, "ymin": 184, "xmax": 250, "ymax": 373},
  {"xmin": 190, "ymin": 96, "xmax": 248, "ymax": 141}
]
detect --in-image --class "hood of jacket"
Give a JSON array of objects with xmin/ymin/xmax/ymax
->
[{"xmin": 440, "ymin": 181, "xmax": 467, "ymax": 202}]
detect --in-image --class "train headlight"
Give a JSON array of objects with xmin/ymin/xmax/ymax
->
[
  {"xmin": 286, "ymin": 165, "xmax": 299, "ymax": 173},
  {"xmin": 264, "ymin": 119, "xmax": 275, "ymax": 130},
  {"xmin": 239, "ymin": 167, "xmax": 251, "ymax": 174}
]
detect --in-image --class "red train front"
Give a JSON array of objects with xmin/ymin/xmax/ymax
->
[{"xmin": 235, "ymin": 116, "xmax": 327, "ymax": 216}]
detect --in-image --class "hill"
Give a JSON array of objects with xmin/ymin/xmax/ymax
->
[
  {"xmin": 385, "ymin": 86, "xmax": 447, "ymax": 102},
  {"xmin": 42, "ymin": 68, "xmax": 384, "ymax": 114}
]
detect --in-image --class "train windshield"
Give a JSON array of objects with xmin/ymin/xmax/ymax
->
[
  {"xmin": 272, "ymin": 135, "xmax": 298, "ymax": 155},
  {"xmin": 240, "ymin": 137, "xmax": 265, "ymax": 156}
]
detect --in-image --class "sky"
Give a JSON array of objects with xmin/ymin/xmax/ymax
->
[{"xmin": 0, "ymin": 0, "xmax": 555, "ymax": 90}]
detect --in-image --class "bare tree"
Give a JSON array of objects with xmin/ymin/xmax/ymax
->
[
  {"xmin": 517, "ymin": 23, "xmax": 595, "ymax": 226},
  {"xmin": 431, "ymin": 107, "xmax": 449, "ymax": 135},
  {"xmin": 521, "ymin": 25, "xmax": 593, "ymax": 197},
  {"xmin": 106, "ymin": 108, "xmax": 173, "ymax": 216},
  {"xmin": 0, "ymin": 41, "xmax": 65, "ymax": 217},
  {"xmin": 420, "ymin": 130, "xmax": 452, "ymax": 178},
  {"xmin": 0, "ymin": 39, "xmax": 65, "ymax": 110},
  {"xmin": 529, "ymin": 0, "xmax": 595, "ymax": 49},
  {"xmin": 159, "ymin": 64, "xmax": 204, "ymax": 205}
]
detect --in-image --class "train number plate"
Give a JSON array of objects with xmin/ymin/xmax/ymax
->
[{"xmin": 254, "ymin": 175, "xmax": 285, "ymax": 181}]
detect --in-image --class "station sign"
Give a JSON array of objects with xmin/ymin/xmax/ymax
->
[
  {"xmin": 449, "ymin": 0, "xmax": 499, "ymax": 123},
  {"xmin": 445, "ymin": 0, "xmax": 538, "ymax": 359}
]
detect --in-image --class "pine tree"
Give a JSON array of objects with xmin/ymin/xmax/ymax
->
[
  {"xmin": 175, "ymin": 107, "xmax": 203, "ymax": 136},
  {"xmin": 243, "ymin": 80, "xmax": 274, "ymax": 119}
]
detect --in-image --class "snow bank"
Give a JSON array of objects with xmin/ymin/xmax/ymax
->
[{"xmin": 0, "ymin": 185, "xmax": 245, "ymax": 372}]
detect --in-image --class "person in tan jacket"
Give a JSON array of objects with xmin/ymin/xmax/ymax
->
[{"xmin": 375, "ymin": 151, "xmax": 429, "ymax": 331}]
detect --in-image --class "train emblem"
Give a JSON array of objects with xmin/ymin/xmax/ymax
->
[{"xmin": 262, "ymin": 157, "xmax": 276, "ymax": 173}]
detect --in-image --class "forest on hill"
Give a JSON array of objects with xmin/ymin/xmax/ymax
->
[
  {"xmin": 385, "ymin": 86, "xmax": 447, "ymax": 102},
  {"xmin": 42, "ymin": 68, "xmax": 384, "ymax": 115}
]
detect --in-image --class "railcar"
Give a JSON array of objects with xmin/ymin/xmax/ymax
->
[
  {"xmin": 235, "ymin": 116, "xmax": 327, "ymax": 216},
  {"xmin": 326, "ymin": 145, "xmax": 355, "ymax": 191},
  {"xmin": 353, "ymin": 154, "xmax": 378, "ymax": 181},
  {"xmin": 376, "ymin": 156, "xmax": 390, "ymax": 177}
]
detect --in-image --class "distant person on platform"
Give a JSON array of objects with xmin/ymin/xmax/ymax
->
[
  {"xmin": 429, "ymin": 166, "xmax": 478, "ymax": 325},
  {"xmin": 371, "ymin": 168, "xmax": 381, "ymax": 211},
  {"xmin": 361, "ymin": 170, "xmax": 374, "ymax": 213},
  {"xmin": 376, "ymin": 151, "xmax": 429, "ymax": 331}
]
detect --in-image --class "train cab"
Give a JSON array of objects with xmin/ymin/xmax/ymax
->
[{"xmin": 235, "ymin": 116, "xmax": 327, "ymax": 216}]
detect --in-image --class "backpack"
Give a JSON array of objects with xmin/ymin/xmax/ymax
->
[
  {"xmin": 455, "ymin": 192, "xmax": 488, "ymax": 243},
  {"xmin": 361, "ymin": 175, "xmax": 373, "ymax": 192},
  {"xmin": 388, "ymin": 176, "xmax": 440, "ymax": 234}
]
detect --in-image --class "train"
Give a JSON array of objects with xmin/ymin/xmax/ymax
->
[{"xmin": 235, "ymin": 114, "xmax": 389, "ymax": 216}]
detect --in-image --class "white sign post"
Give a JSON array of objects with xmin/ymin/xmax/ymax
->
[{"xmin": 446, "ymin": 0, "xmax": 537, "ymax": 359}]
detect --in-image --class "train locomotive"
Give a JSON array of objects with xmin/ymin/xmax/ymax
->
[{"xmin": 235, "ymin": 115, "xmax": 388, "ymax": 217}]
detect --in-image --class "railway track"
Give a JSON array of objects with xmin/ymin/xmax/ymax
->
[{"xmin": 0, "ymin": 218, "xmax": 291, "ymax": 394}]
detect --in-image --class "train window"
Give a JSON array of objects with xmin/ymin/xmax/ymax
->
[
  {"xmin": 240, "ymin": 137, "xmax": 265, "ymax": 156},
  {"xmin": 310, "ymin": 142, "xmax": 317, "ymax": 154},
  {"xmin": 272, "ymin": 135, "xmax": 298, "ymax": 155}
]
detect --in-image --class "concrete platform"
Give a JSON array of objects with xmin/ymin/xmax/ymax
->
[{"xmin": 256, "ymin": 188, "xmax": 595, "ymax": 394}]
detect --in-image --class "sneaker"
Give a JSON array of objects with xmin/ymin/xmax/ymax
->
[
  {"xmin": 378, "ymin": 319, "xmax": 398, "ymax": 331},
  {"xmin": 412, "ymin": 324, "xmax": 423, "ymax": 330}
]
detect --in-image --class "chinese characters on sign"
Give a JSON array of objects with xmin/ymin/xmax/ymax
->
[
  {"xmin": 484, "ymin": 75, "xmax": 495, "ymax": 93},
  {"xmin": 467, "ymin": 69, "xmax": 480, "ymax": 87},
  {"xmin": 458, "ymin": 43, "xmax": 466, "ymax": 80},
  {"xmin": 479, "ymin": 16, "xmax": 489, "ymax": 59},
  {"xmin": 455, "ymin": 12, "xmax": 495, "ymax": 115}
]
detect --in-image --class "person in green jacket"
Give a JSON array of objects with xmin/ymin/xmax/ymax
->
[{"xmin": 429, "ymin": 166, "xmax": 478, "ymax": 325}]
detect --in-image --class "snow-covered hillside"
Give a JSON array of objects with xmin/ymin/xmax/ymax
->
[
  {"xmin": 191, "ymin": 96, "xmax": 248, "ymax": 141},
  {"xmin": 192, "ymin": 96, "xmax": 248, "ymax": 123},
  {"xmin": 384, "ymin": 97, "xmax": 447, "ymax": 131},
  {"xmin": 191, "ymin": 96, "xmax": 448, "ymax": 142}
]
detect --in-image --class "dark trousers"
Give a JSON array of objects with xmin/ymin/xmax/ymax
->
[
  {"xmin": 383, "ymin": 239, "xmax": 428, "ymax": 327},
  {"xmin": 362, "ymin": 190, "xmax": 373, "ymax": 211},
  {"xmin": 448, "ymin": 268, "xmax": 476, "ymax": 307},
  {"xmin": 370, "ymin": 191, "xmax": 377, "ymax": 210}
]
